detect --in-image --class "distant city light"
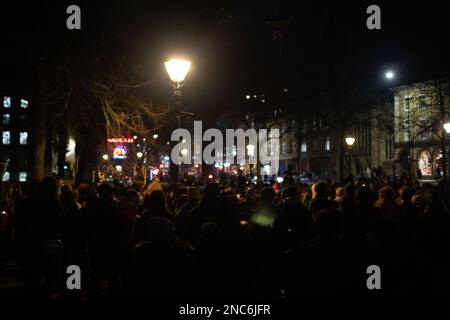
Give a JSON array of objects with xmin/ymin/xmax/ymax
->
[
  {"xmin": 133, "ymin": 136, "xmax": 138, "ymax": 140},
  {"xmin": 153, "ymin": 134, "xmax": 159, "ymax": 139},
  {"xmin": 253, "ymin": 176, "xmax": 258, "ymax": 181},
  {"xmin": 245, "ymin": 95, "xmax": 251, "ymax": 100},
  {"xmin": 208, "ymin": 174, "xmax": 213, "ymax": 179},
  {"xmin": 345, "ymin": 137, "xmax": 356, "ymax": 146},
  {"xmin": 115, "ymin": 165, "xmax": 123, "ymax": 172},
  {"xmin": 164, "ymin": 156, "xmax": 170, "ymax": 161},
  {"xmin": 137, "ymin": 152, "xmax": 143, "ymax": 158},
  {"xmin": 102, "ymin": 154, "xmax": 109, "ymax": 161},
  {"xmin": 276, "ymin": 177, "xmax": 284, "ymax": 183},
  {"xmin": 181, "ymin": 148, "xmax": 189, "ymax": 156}
]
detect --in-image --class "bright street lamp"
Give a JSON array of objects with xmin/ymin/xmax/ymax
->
[
  {"xmin": 153, "ymin": 134, "xmax": 159, "ymax": 139},
  {"xmin": 444, "ymin": 122, "xmax": 450, "ymax": 134},
  {"xmin": 137, "ymin": 152, "xmax": 143, "ymax": 159},
  {"xmin": 102, "ymin": 154, "xmax": 109, "ymax": 161},
  {"xmin": 385, "ymin": 70, "xmax": 395, "ymax": 80},
  {"xmin": 345, "ymin": 137, "xmax": 356, "ymax": 147},
  {"xmin": 164, "ymin": 59, "xmax": 191, "ymax": 83}
]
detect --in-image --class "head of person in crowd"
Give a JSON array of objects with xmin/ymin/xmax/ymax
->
[
  {"xmin": 335, "ymin": 187, "xmax": 344, "ymax": 203},
  {"xmin": 39, "ymin": 176, "xmax": 60, "ymax": 198},
  {"xmin": 343, "ymin": 183, "xmax": 356, "ymax": 198},
  {"xmin": 356, "ymin": 184, "xmax": 372, "ymax": 205},
  {"xmin": 375, "ymin": 185, "xmax": 396, "ymax": 209},
  {"xmin": 143, "ymin": 190, "xmax": 172, "ymax": 218},
  {"xmin": 202, "ymin": 183, "xmax": 221, "ymax": 203},
  {"xmin": 246, "ymin": 188, "xmax": 257, "ymax": 202},
  {"xmin": 60, "ymin": 189, "xmax": 77, "ymax": 208},
  {"xmin": 316, "ymin": 208, "xmax": 342, "ymax": 241},
  {"xmin": 282, "ymin": 186, "xmax": 300, "ymax": 205},
  {"xmin": 141, "ymin": 217, "xmax": 176, "ymax": 245},
  {"xmin": 187, "ymin": 187, "xmax": 201, "ymax": 203},
  {"xmin": 260, "ymin": 186, "xmax": 275, "ymax": 206},
  {"xmin": 397, "ymin": 186, "xmax": 414, "ymax": 206},
  {"xmin": 124, "ymin": 190, "xmax": 140, "ymax": 207},
  {"xmin": 425, "ymin": 190, "xmax": 449, "ymax": 215},
  {"xmin": 97, "ymin": 183, "xmax": 114, "ymax": 202},
  {"xmin": 312, "ymin": 181, "xmax": 328, "ymax": 199},
  {"xmin": 412, "ymin": 192, "xmax": 427, "ymax": 214}
]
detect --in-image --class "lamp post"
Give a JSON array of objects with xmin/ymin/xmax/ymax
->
[
  {"xmin": 345, "ymin": 137, "xmax": 355, "ymax": 178},
  {"xmin": 165, "ymin": 58, "xmax": 191, "ymax": 184}
]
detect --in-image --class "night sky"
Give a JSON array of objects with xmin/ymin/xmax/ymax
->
[{"xmin": 1, "ymin": 1, "xmax": 450, "ymax": 123}]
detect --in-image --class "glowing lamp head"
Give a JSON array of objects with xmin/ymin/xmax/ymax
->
[
  {"xmin": 137, "ymin": 152, "xmax": 143, "ymax": 159},
  {"xmin": 165, "ymin": 59, "xmax": 191, "ymax": 83},
  {"xmin": 345, "ymin": 137, "xmax": 356, "ymax": 146},
  {"xmin": 444, "ymin": 122, "xmax": 450, "ymax": 134},
  {"xmin": 385, "ymin": 71, "xmax": 395, "ymax": 80},
  {"xmin": 102, "ymin": 154, "xmax": 109, "ymax": 161}
]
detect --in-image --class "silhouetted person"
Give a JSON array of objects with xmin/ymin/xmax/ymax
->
[
  {"xmin": 85, "ymin": 183, "xmax": 122, "ymax": 296},
  {"xmin": 127, "ymin": 217, "xmax": 195, "ymax": 299},
  {"xmin": 174, "ymin": 187, "xmax": 200, "ymax": 242},
  {"xmin": 309, "ymin": 181, "xmax": 337, "ymax": 220}
]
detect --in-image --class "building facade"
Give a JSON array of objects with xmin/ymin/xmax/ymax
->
[
  {"xmin": 392, "ymin": 79, "xmax": 450, "ymax": 179},
  {"xmin": 1, "ymin": 95, "xmax": 32, "ymax": 182}
]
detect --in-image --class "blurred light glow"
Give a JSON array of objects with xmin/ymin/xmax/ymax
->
[
  {"xmin": 345, "ymin": 137, "xmax": 356, "ymax": 146},
  {"xmin": 153, "ymin": 134, "xmax": 159, "ymax": 139},
  {"xmin": 444, "ymin": 122, "xmax": 450, "ymax": 134},
  {"xmin": 385, "ymin": 71, "xmax": 395, "ymax": 80},
  {"xmin": 181, "ymin": 148, "xmax": 189, "ymax": 156},
  {"xmin": 102, "ymin": 154, "xmax": 109, "ymax": 161},
  {"xmin": 165, "ymin": 59, "xmax": 191, "ymax": 82},
  {"xmin": 137, "ymin": 152, "xmax": 143, "ymax": 158},
  {"xmin": 276, "ymin": 177, "xmax": 284, "ymax": 183}
]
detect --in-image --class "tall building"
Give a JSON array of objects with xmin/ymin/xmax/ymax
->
[
  {"xmin": 392, "ymin": 79, "xmax": 450, "ymax": 179},
  {"xmin": 1, "ymin": 95, "xmax": 32, "ymax": 182}
]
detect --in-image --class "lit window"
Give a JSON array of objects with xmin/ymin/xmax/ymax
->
[
  {"xmin": 301, "ymin": 143, "xmax": 307, "ymax": 152},
  {"xmin": 419, "ymin": 95, "xmax": 426, "ymax": 111},
  {"xmin": 3, "ymin": 114, "xmax": 10, "ymax": 126},
  {"xmin": 3, "ymin": 96, "xmax": 11, "ymax": 108},
  {"xmin": 404, "ymin": 97, "xmax": 411, "ymax": 112},
  {"xmin": 2, "ymin": 131, "xmax": 11, "ymax": 144},
  {"xmin": 2, "ymin": 171, "xmax": 10, "ymax": 182},
  {"xmin": 19, "ymin": 172, "xmax": 28, "ymax": 182},
  {"xmin": 20, "ymin": 99, "xmax": 28, "ymax": 109},
  {"xmin": 20, "ymin": 132, "xmax": 28, "ymax": 145},
  {"xmin": 325, "ymin": 138, "xmax": 331, "ymax": 151}
]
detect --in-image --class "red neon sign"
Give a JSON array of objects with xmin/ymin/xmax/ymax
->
[{"xmin": 107, "ymin": 137, "xmax": 134, "ymax": 144}]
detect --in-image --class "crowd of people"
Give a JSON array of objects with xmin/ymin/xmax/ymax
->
[{"xmin": 0, "ymin": 173, "xmax": 449, "ymax": 300}]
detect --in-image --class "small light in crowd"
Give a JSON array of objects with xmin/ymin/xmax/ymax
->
[
  {"xmin": 194, "ymin": 164, "xmax": 199, "ymax": 168},
  {"xmin": 143, "ymin": 138, "xmax": 146, "ymax": 142},
  {"xmin": 276, "ymin": 177, "xmax": 284, "ymax": 183},
  {"xmin": 181, "ymin": 148, "xmax": 189, "ymax": 156},
  {"xmin": 160, "ymin": 164, "xmax": 164, "ymax": 168},
  {"xmin": 283, "ymin": 88, "xmax": 288, "ymax": 93},
  {"xmin": 253, "ymin": 176, "xmax": 258, "ymax": 181},
  {"xmin": 261, "ymin": 99, "xmax": 266, "ymax": 103},
  {"xmin": 224, "ymin": 162, "xmax": 231, "ymax": 168},
  {"xmin": 253, "ymin": 95, "xmax": 257, "ymax": 98},
  {"xmin": 164, "ymin": 156, "xmax": 170, "ymax": 161},
  {"xmin": 182, "ymin": 139, "xmax": 186, "ymax": 143},
  {"xmin": 133, "ymin": 136, "xmax": 138, "ymax": 140},
  {"xmin": 102, "ymin": 154, "xmax": 109, "ymax": 161},
  {"xmin": 240, "ymin": 166, "xmax": 244, "ymax": 171},
  {"xmin": 166, "ymin": 141, "xmax": 170, "ymax": 145},
  {"xmin": 208, "ymin": 174, "xmax": 213, "ymax": 179},
  {"xmin": 152, "ymin": 169, "xmax": 159, "ymax": 175},
  {"xmin": 116, "ymin": 165, "xmax": 122, "ymax": 172},
  {"xmin": 137, "ymin": 152, "xmax": 143, "ymax": 158},
  {"xmin": 245, "ymin": 95, "xmax": 251, "ymax": 100},
  {"xmin": 153, "ymin": 134, "xmax": 159, "ymax": 139}
]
